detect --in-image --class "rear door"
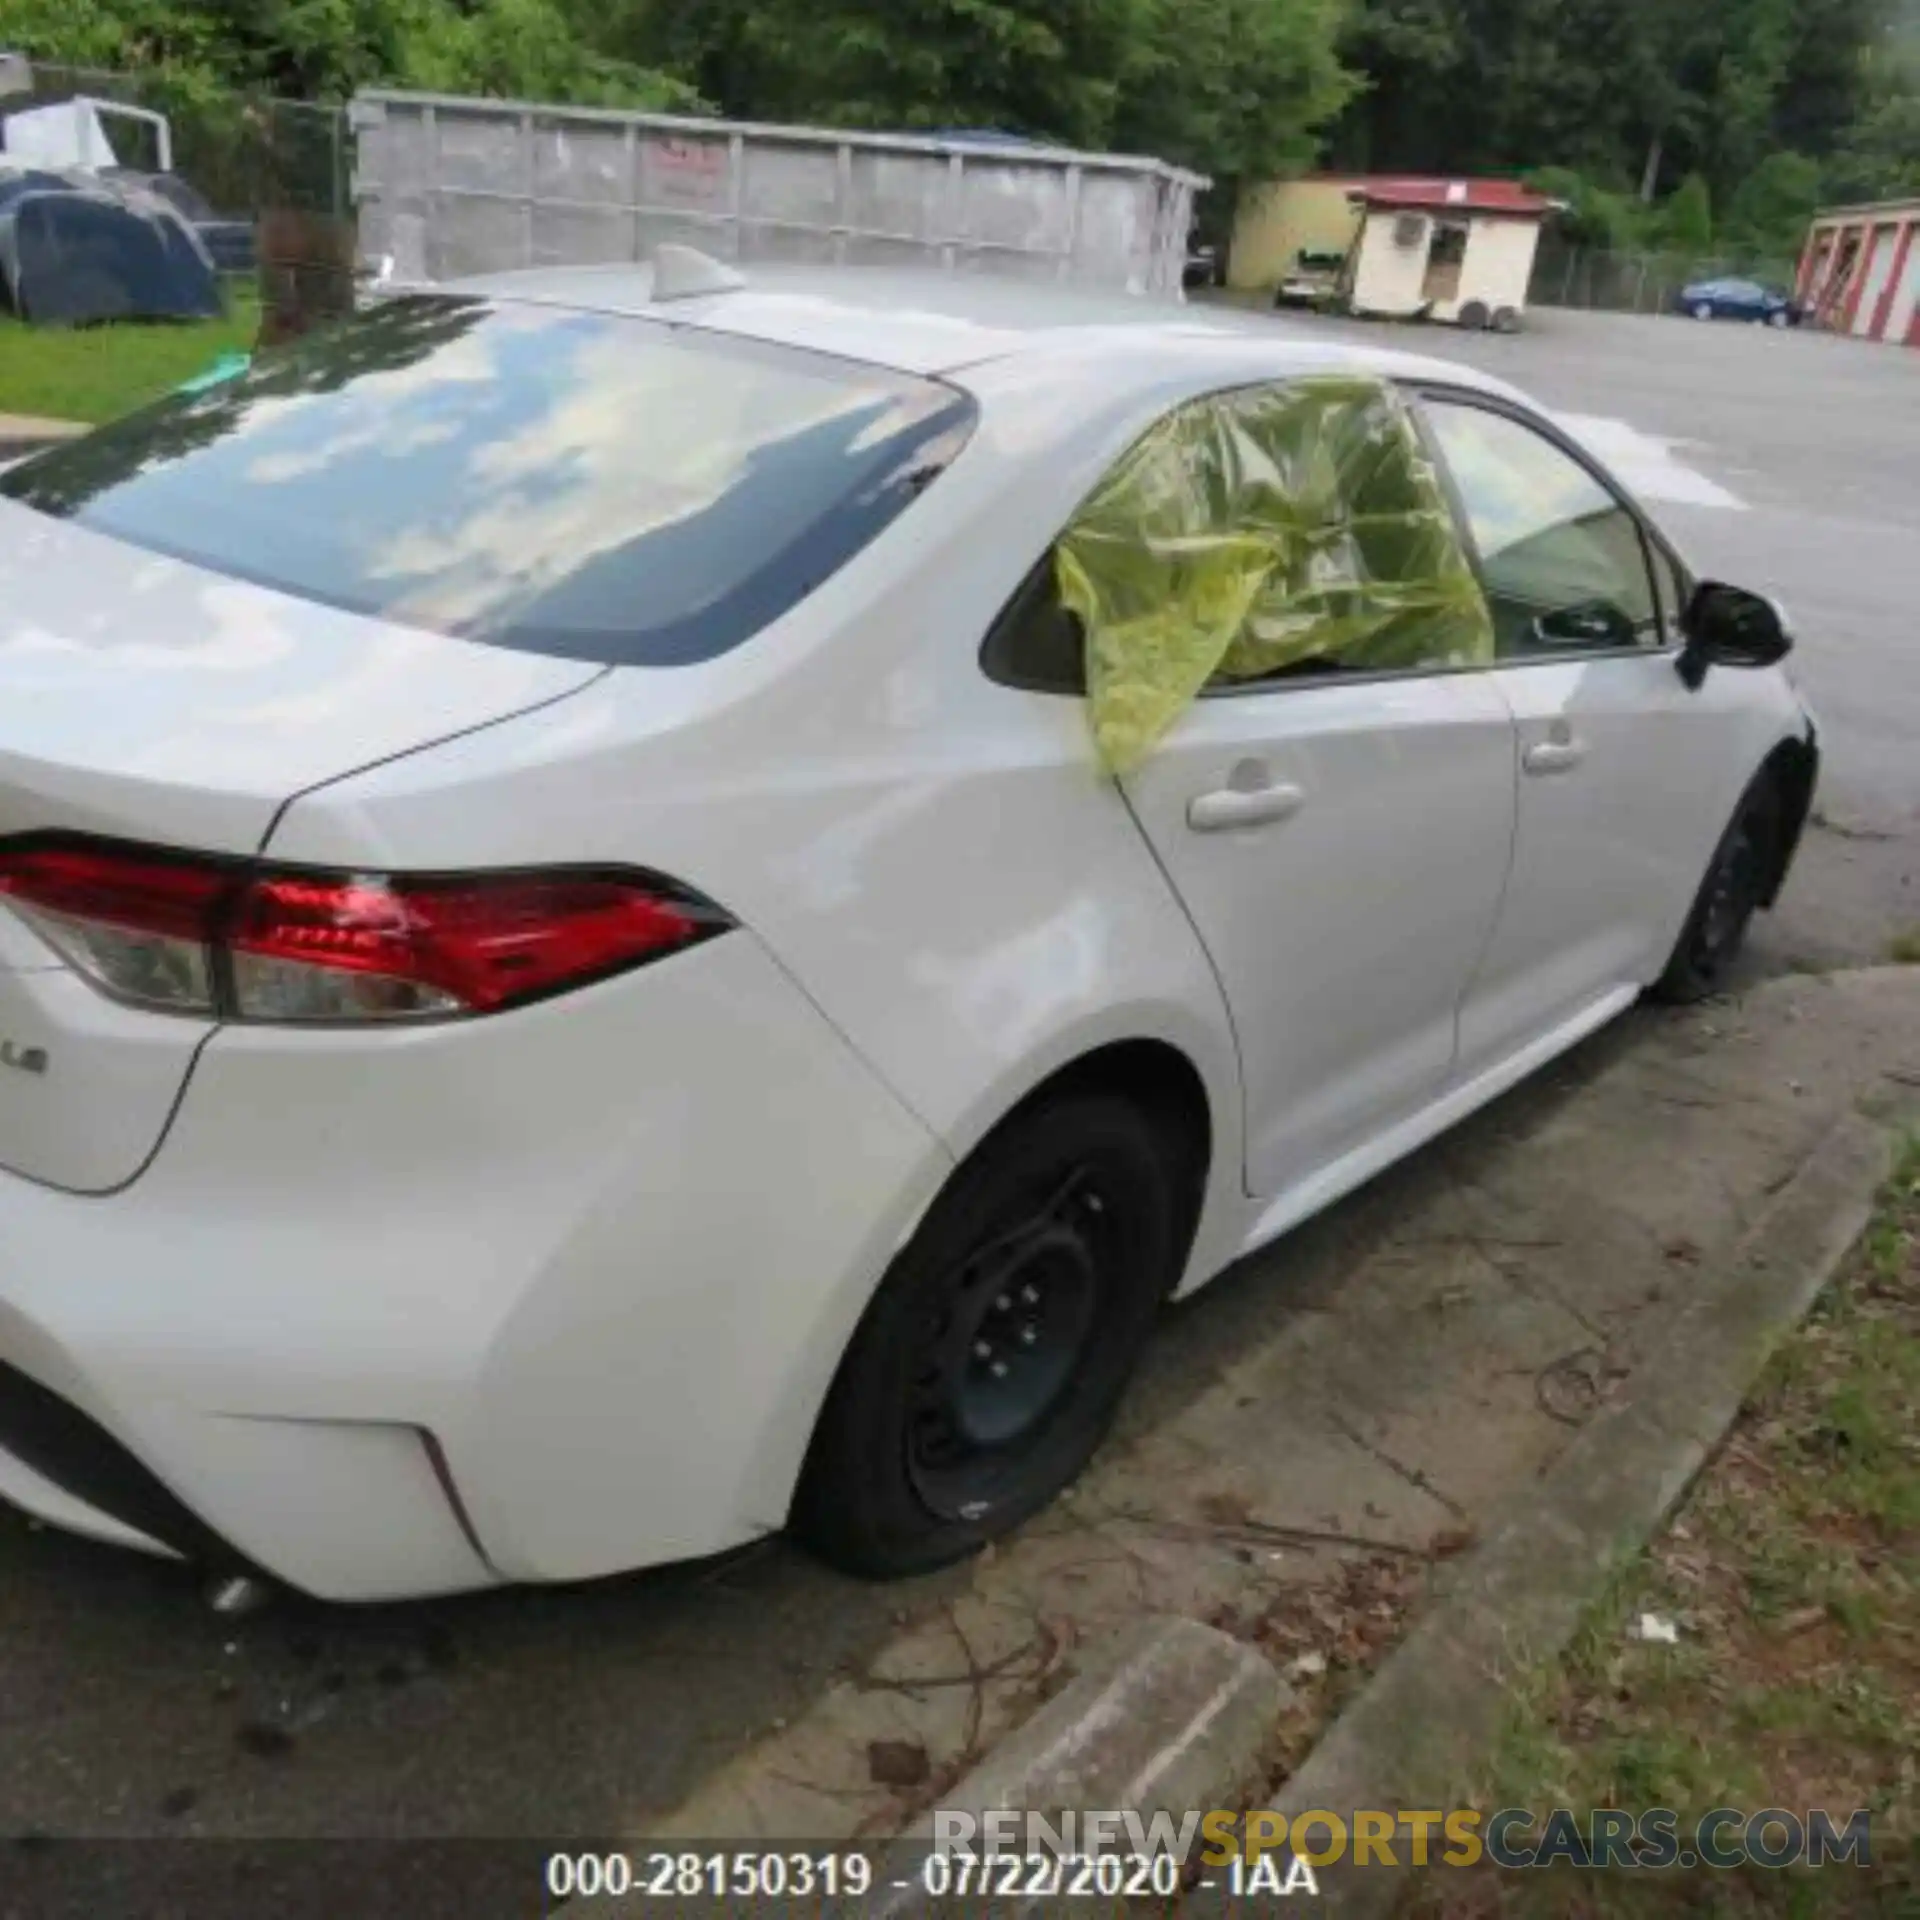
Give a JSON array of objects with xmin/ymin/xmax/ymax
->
[
  {"xmin": 1087, "ymin": 378, "xmax": 1517, "ymax": 1200},
  {"xmin": 1416, "ymin": 393, "xmax": 1759, "ymax": 1078},
  {"xmin": 1124, "ymin": 674, "xmax": 1515, "ymax": 1198}
]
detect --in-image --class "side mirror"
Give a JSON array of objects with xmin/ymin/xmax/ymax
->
[{"xmin": 1678, "ymin": 582, "xmax": 1793, "ymax": 689}]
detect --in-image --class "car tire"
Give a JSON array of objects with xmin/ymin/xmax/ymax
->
[
  {"xmin": 793, "ymin": 1089, "xmax": 1184, "ymax": 1579},
  {"xmin": 1692, "ymin": 302, "xmax": 1715, "ymax": 321},
  {"xmin": 1768, "ymin": 308, "xmax": 1791, "ymax": 329},
  {"xmin": 1649, "ymin": 771, "xmax": 1784, "ymax": 1005}
]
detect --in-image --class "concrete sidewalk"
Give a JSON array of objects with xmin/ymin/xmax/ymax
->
[
  {"xmin": 0, "ymin": 411, "xmax": 84, "ymax": 462},
  {"xmin": 642, "ymin": 968, "xmax": 1920, "ymax": 1851}
]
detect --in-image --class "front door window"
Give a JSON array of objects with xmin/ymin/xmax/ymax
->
[{"xmin": 1423, "ymin": 401, "xmax": 1663, "ymax": 657}]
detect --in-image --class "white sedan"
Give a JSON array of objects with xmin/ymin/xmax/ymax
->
[{"xmin": 0, "ymin": 262, "xmax": 1814, "ymax": 1599}]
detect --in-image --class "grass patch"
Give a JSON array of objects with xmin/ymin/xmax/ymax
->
[
  {"xmin": 1889, "ymin": 928, "xmax": 1920, "ymax": 967},
  {"xmin": 1403, "ymin": 1138, "xmax": 1920, "ymax": 1916},
  {"xmin": 0, "ymin": 285, "xmax": 259, "ymax": 425}
]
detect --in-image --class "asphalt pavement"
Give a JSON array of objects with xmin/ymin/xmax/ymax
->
[{"xmin": 1, "ymin": 305, "xmax": 1914, "ymax": 1846}]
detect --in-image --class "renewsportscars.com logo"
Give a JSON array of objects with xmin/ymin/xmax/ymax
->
[{"xmin": 932, "ymin": 1805, "xmax": 1874, "ymax": 1894}]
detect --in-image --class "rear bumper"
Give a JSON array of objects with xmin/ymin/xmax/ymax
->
[
  {"xmin": 0, "ymin": 1343, "xmax": 489, "ymax": 1592},
  {"xmin": 0, "ymin": 931, "xmax": 947, "ymax": 1599},
  {"xmin": 0, "ymin": 1376, "xmax": 187, "ymax": 1561}
]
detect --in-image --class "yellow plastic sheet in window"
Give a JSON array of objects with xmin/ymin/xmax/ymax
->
[{"xmin": 1056, "ymin": 375, "xmax": 1493, "ymax": 774}]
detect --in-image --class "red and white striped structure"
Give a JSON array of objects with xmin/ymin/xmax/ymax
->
[{"xmin": 1797, "ymin": 198, "xmax": 1920, "ymax": 346}]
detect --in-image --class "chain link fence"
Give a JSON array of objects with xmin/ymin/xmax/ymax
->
[{"xmin": 1529, "ymin": 239, "xmax": 1801, "ymax": 317}]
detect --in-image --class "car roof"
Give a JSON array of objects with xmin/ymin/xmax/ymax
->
[{"xmin": 443, "ymin": 261, "xmax": 1517, "ymax": 398}]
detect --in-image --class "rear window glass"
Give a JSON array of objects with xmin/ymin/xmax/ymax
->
[{"xmin": 0, "ymin": 294, "xmax": 976, "ymax": 667}]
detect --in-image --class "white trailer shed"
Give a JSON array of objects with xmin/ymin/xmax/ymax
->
[{"xmin": 1344, "ymin": 177, "xmax": 1557, "ymax": 330}]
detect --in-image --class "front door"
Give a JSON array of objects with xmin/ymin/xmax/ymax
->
[{"xmin": 1418, "ymin": 395, "xmax": 1761, "ymax": 1075}]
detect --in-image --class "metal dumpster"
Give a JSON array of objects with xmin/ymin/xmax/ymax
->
[{"xmin": 349, "ymin": 90, "xmax": 1206, "ymax": 297}]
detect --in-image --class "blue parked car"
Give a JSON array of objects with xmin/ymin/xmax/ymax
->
[{"xmin": 1677, "ymin": 277, "xmax": 1801, "ymax": 326}]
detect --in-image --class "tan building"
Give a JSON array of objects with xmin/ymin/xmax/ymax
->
[
  {"xmin": 1232, "ymin": 175, "xmax": 1558, "ymax": 329},
  {"xmin": 1228, "ymin": 175, "xmax": 1365, "ymax": 290}
]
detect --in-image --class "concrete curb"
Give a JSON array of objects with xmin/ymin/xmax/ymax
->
[
  {"xmin": 1255, "ymin": 1100, "xmax": 1910, "ymax": 1920},
  {"xmin": 851, "ymin": 1614, "xmax": 1290, "ymax": 1919}
]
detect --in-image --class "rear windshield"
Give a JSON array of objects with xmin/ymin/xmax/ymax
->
[{"xmin": 0, "ymin": 294, "xmax": 977, "ymax": 666}]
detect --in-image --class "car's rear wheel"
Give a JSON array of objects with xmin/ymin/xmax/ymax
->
[
  {"xmin": 1768, "ymin": 308, "xmax": 1791, "ymax": 329},
  {"xmin": 1692, "ymin": 302, "xmax": 1715, "ymax": 321},
  {"xmin": 794, "ymin": 1090, "xmax": 1183, "ymax": 1578},
  {"xmin": 1650, "ymin": 772, "xmax": 1784, "ymax": 1004}
]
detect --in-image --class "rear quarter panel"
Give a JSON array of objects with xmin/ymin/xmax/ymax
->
[
  {"xmin": 255, "ymin": 359, "xmax": 1261, "ymax": 1564},
  {"xmin": 261, "ymin": 356, "xmax": 1248, "ymax": 1196}
]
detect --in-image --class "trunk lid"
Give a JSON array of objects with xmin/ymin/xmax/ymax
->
[
  {"xmin": 0, "ymin": 504, "xmax": 600, "ymax": 1192},
  {"xmin": 0, "ymin": 503, "xmax": 600, "ymax": 853}
]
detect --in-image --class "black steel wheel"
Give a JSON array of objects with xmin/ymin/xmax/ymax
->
[
  {"xmin": 1651, "ymin": 773, "xmax": 1783, "ymax": 1004},
  {"xmin": 794, "ymin": 1090, "xmax": 1184, "ymax": 1578}
]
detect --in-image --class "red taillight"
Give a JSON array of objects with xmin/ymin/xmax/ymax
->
[
  {"xmin": 229, "ymin": 871, "xmax": 714, "ymax": 1018},
  {"xmin": 0, "ymin": 836, "xmax": 729, "ymax": 1023},
  {"xmin": 0, "ymin": 841, "xmax": 230, "ymax": 939},
  {"xmin": 0, "ymin": 841, "xmax": 228, "ymax": 1014}
]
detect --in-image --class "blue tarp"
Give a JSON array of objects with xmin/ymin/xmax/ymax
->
[{"xmin": 0, "ymin": 165, "xmax": 220, "ymax": 324}]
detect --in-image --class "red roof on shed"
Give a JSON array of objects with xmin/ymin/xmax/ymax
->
[{"xmin": 1349, "ymin": 178, "xmax": 1557, "ymax": 217}]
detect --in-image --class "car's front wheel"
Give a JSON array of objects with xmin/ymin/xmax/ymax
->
[
  {"xmin": 1768, "ymin": 308, "xmax": 1792, "ymax": 329},
  {"xmin": 794, "ymin": 1089, "xmax": 1186, "ymax": 1578},
  {"xmin": 1692, "ymin": 302, "xmax": 1715, "ymax": 321},
  {"xmin": 1651, "ymin": 771, "xmax": 1784, "ymax": 1004}
]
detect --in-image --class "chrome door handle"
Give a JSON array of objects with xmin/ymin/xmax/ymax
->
[
  {"xmin": 1187, "ymin": 782, "xmax": 1306, "ymax": 833},
  {"xmin": 1523, "ymin": 739, "xmax": 1588, "ymax": 776}
]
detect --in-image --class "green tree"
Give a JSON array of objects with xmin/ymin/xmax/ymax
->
[
  {"xmin": 396, "ymin": 0, "xmax": 697, "ymax": 109},
  {"xmin": 1114, "ymin": 0, "xmax": 1355, "ymax": 184},
  {"xmin": 619, "ymin": 0, "xmax": 1354, "ymax": 181},
  {"xmin": 0, "ymin": 0, "xmax": 693, "ymax": 104},
  {"xmin": 1699, "ymin": 0, "xmax": 1797, "ymax": 189},
  {"xmin": 0, "ymin": 0, "xmax": 228, "ymax": 75},
  {"xmin": 1771, "ymin": 0, "xmax": 1894, "ymax": 160},
  {"xmin": 1723, "ymin": 149, "xmax": 1824, "ymax": 247},
  {"xmin": 626, "ymin": 0, "xmax": 1149, "ymax": 145},
  {"xmin": 1524, "ymin": 165, "xmax": 1648, "ymax": 249},
  {"xmin": 1324, "ymin": 0, "xmax": 1893, "ymax": 210},
  {"xmin": 1826, "ymin": 41, "xmax": 1920, "ymax": 198},
  {"xmin": 1659, "ymin": 170, "xmax": 1715, "ymax": 250},
  {"xmin": 4, "ymin": 0, "xmax": 1902, "ymax": 215}
]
